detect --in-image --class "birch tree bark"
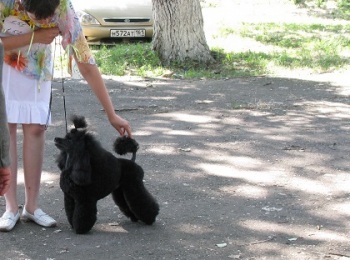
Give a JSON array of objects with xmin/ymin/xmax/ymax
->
[{"xmin": 152, "ymin": 0, "xmax": 213, "ymax": 66}]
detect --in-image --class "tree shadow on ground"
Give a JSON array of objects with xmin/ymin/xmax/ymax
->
[{"xmin": 1, "ymin": 75, "xmax": 349, "ymax": 259}]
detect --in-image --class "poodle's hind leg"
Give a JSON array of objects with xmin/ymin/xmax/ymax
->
[
  {"xmin": 64, "ymin": 194, "xmax": 75, "ymax": 227},
  {"xmin": 111, "ymin": 187, "xmax": 138, "ymax": 222},
  {"xmin": 72, "ymin": 199, "xmax": 98, "ymax": 234},
  {"xmin": 122, "ymin": 180, "xmax": 160, "ymax": 225}
]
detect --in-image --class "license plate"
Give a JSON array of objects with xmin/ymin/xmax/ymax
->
[{"xmin": 110, "ymin": 29, "xmax": 146, "ymax": 37}]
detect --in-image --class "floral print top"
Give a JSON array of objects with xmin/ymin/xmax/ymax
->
[{"xmin": 0, "ymin": 0, "xmax": 95, "ymax": 81}]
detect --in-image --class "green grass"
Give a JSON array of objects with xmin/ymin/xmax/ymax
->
[
  {"xmin": 334, "ymin": 0, "xmax": 350, "ymax": 20},
  {"xmin": 91, "ymin": 20, "xmax": 350, "ymax": 79},
  {"xmin": 53, "ymin": 1, "xmax": 350, "ymax": 79},
  {"xmin": 291, "ymin": 0, "xmax": 350, "ymax": 19},
  {"xmin": 224, "ymin": 22, "xmax": 350, "ymax": 70},
  {"xmin": 93, "ymin": 44, "xmax": 163, "ymax": 77},
  {"xmin": 52, "ymin": 1, "xmax": 344, "ymax": 80},
  {"xmin": 91, "ymin": 43, "xmax": 274, "ymax": 79}
]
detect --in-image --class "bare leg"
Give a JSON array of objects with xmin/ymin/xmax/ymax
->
[
  {"xmin": 22, "ymin": 124, "xmax": 46, "ymax": 214},
  {"xmin": 4, "ymin": 123, "xmax": 19, "ymax": 214}
]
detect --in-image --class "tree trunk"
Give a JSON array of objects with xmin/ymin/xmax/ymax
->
[{"xmin": 152, "ymin": 0, "xmax": 213, "ymax": 66}]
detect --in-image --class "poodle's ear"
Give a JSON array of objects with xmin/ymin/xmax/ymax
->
[{"xmin": 70, "ymin": 152, "xmax": 92, "ymax": 186}]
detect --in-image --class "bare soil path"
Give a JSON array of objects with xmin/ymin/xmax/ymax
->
[{"xmin": 0, "ymin": 1, "xmax": 349, "ymax": 259}]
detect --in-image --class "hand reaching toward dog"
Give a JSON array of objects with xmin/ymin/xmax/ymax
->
[
  {"xmin": 0, "ymin": 167, "xmax": 11, "ymax": 196},
  {"xmin": 73, "ymin": 60, "xmax": 133, "ymax": 138},
  {"xmin": 109, "ymin": 114, "xmax": 133, "ymax": 138}
]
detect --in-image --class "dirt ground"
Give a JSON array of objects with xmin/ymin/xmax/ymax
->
[
  {"xmin": 1, "ymin": 0, "xmax": 350, "ymax": 259},
  {"xmin": 0, "ymin": 74, "xmax": 349, "ymax": 260}
]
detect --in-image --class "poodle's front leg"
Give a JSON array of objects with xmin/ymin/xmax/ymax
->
[
  {"xmin": 72, "ymin": 199, "xmax": 98, "ymax": 234},
  {"xmin": 60, "ymin": 175, "xmax": 84, "ymax": 198},
  {"xmin": 64, "ymin": 194, "xmax": 75, "ymax": 227}
]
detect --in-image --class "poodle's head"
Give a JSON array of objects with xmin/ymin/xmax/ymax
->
[{"xmin": 54, "ymin": 115, "xmax": 94, "ymax": 186}]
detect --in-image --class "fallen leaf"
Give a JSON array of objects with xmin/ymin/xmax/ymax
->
[
  {"xmin": 216, "ymin": 243, "xmax": 227, "ymax": 248},
  {"xmin": 179, "ymin": 148, "xmax": 191, "ymax": 152},
  {"xmin": 262, "ymin": 206, "xmax": 283, "ymax": 212},
  {"xmin": 162, "ymin": 70, "xmax": 174, "ymax": 78},
  {"xmin": 282, "ymin": 145, "xmax": 305, "ymax": 151},
  {"xmin": 108, "ymin": 222, "xmax": 120, "ymax": 226}
]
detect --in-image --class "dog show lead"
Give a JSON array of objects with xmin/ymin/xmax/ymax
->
[{"xmin": 0, "ymin": 0, "xmax": 132, "ymax": 232}]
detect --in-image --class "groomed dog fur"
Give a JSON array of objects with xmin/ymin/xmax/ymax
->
[{"xmin": 54, "ymin": 115, "xmax": 159, "ymax": 234}]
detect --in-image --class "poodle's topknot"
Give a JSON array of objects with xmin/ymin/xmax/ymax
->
[
  {"xmin": 71, "ymin": 115, "xmax": 88, "ymax": 129},
  {"xmin": 113, "ymin": 136, "xmax": 139, "ymax": 161}
]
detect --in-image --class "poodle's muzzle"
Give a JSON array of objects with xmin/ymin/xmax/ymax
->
[{"xmin": 54, "ymin": 137, "xmax": 70, "ymax": 151}]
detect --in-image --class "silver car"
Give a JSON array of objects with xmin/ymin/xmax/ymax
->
[{"xmin": 72, "ymin": 0, "xmax": 153, "ymax": 44}]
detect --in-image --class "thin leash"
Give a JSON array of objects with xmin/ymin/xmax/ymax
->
[
  {"xmin": 45, "ymin": 37, "xmax": 68, "ymax": 133},
  {"xmin": 59, "ymin": 38, "xmax": 68, "ymax": 134}
]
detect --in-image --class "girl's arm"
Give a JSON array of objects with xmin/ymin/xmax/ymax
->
[
  {"xmin": 0, "ymin": 27, "xmax": 60, "ymax": 51},
  {"xmin": 75, "ymin": 60, "xmax": 132, "ymax": 137}
]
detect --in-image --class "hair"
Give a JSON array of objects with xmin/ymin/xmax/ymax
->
[{"xmin": 22, "ymin": 0, "xmax": 60, "ymax": 20}]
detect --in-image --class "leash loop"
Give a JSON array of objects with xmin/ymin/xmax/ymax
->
[
  {"xmin": 45, "ymin": 37, "xmax": 68, "ymax": 133},
  {"xmin": 59, "ymin": 40, "xmax": 68, "ymax": 134}
]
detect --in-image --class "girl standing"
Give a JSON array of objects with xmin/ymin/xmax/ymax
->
[{"xmin": 0, "ymin": 0, "xmax": 132, "ymax": 231}]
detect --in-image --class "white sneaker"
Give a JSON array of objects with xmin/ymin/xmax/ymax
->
[
  {"xmin": 0, "ymin": 211, "xmax": 20, "ymax": 232},
  {"xmin": 22, "ymin": 208, "xmax": 57, "ymax": 227}
]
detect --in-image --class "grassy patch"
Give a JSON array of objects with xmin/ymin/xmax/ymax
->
[
  {"xmin": 231, "ymin": 22, "xmax": 350, "ymax": 70},
  {"xmin": 89, "ymin": 21, "xmax": 350, "ymax": 79},
  {"xmin": 92, "ymin": 44, "xmax": 163, "ymax": 77},
  {"xmin": 92, "ymin": 43, "xmax": 266, "ymax": 79},
  {"xmin": 292, "ymin": 0, "xmax": 350, "ymax": 20}
]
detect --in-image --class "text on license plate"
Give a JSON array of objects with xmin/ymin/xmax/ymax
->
[{"xmin": 110, "ymin": 29, "xmax": 146, "ymax": 37}]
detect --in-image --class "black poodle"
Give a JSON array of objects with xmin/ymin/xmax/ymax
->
[{"xmin": 54, "ymin": 115, "xmax": 159, "ymax": 234}]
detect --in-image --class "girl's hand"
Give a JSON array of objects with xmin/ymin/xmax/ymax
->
[
  {"xmin": 34, "ymin": 27, "xmax": 60, "ymax": 44},
  {"xmin": 0, "ymin": 167, "xmax": 11, "ymax": 196},
  {"xmin": 109, "ymin": 114, "xmax": 133, "ymax": 138}
]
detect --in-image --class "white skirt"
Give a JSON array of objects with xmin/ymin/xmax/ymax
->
[{"xmin": 2, "ymin": 64, "xmax": 52, "ymax": 125}]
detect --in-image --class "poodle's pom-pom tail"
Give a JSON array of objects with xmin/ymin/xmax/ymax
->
[
  {"xmin": 71, "ymin": 115, "xmax": 88, "ymax": 129},
  {"xmin": 113, "ymin": 136, "xmax": 139, "ymax": 161}
]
